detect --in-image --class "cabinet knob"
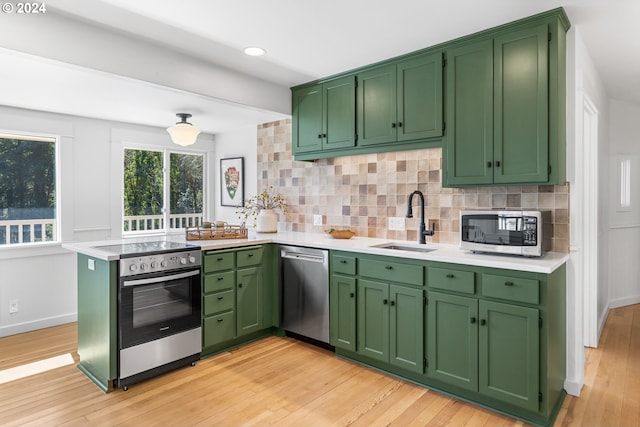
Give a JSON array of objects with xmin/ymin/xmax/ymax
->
[
  {"xmin": 397, "ymin": 122, "xmax": 403, "ymax": 128},
  {"xmin": 504, "ymin": 281, "xmax": 514, "ymax": 287},
  {"xmin": 385, "ymin": 265, "xmax": 393, "ymax": 270},
  {"xmin": 248, "ymin": 253, "xmax": 254, "ymax": 257},
  {"xmin": 318, "ymin": 134, "xmax": 323, "ymax": 139},
  {"xmin": 480, "ymin": 319, "xmax": 487, "ymax": 325},
  {"xmin": 390, "ymin": 300, "xmax": 396, "ymax": 306},
  {"xmin": 383, "ymin": 299, "xmax": 388, "ymax": 305},
  {"xmin": 487, "ymin": 162, "xmax": 492, "ymax": 168},
  {"xmin": 217, "ymin": 277, "xmax": 224, "ymax": 281},
  {"xmin": 495, "ymin": 160, "xmax": 501, "ymax": 167},
  {"xmin": 340, "ymin": 260, "xmax": 347, "ymax": 264},
  {"xmin": 238, "ymin": 283, "xmax": 243, "ymax": 288},
  {"xmin": 391, "ymin": 123, "xmax": 397, "ymax": 128},
  {"xmin": 446, "ymin": 273, "xmax": 454, "ymax": 278},
  {"xmin": 323, "ymin": 133, "xmax": 327, "ymax": 138},
  {"xmin": 217, "ymin": 318, "xmax": 224, "ymax": 323},
  {"xmin": 217, "ymin": 296, "xmax": 224, "ymax": 300},
  {"xmin": 471, "ymin": 317, "xmax": 476, "ymax": 324},
  {"xmin": 350, "ymin": 292, "xmax": 355, "ymax": 298},
  {"xmin": 217, "ymin": 257, "xmax": 223, "ymax": 261}
]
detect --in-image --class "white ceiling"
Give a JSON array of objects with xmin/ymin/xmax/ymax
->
[{"xmin": 6, "ymin": 0, "xmax": 640, "ymax": 133}]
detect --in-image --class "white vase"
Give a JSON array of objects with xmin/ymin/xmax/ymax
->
[{"xmin": 256, "ymin": 209, "xmax": 278, "ymax": 233}]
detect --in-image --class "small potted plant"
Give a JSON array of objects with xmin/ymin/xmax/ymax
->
[{"xmin": 236, "ymin": 186, "xmax": 288, "ymax": 233}]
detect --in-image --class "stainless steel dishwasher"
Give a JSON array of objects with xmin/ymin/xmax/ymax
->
[{"xmin": 280, "ymin": 245, "xmax": 330, "ymax": 344}]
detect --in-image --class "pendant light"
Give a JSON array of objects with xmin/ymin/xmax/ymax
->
[{"xmin": 167, "ymin": 113, "xmax": 201, "ymax": 146}]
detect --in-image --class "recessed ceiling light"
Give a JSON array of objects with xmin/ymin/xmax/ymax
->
[{"xmin": 243, "ymin": 47, "xmax": 266, "ymax": 57}]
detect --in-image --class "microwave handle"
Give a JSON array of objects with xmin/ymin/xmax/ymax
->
[{"xmin": 123, "ymin": 269, "xmax": 199, "ymax": 287}]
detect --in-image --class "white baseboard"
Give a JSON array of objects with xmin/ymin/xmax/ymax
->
[
  {"xmin": 608, "ymin": 295, "xmax": 640, "ymax": 309},
  {"xmin": 0, "ymin": 313, "xmax": 77, "ymax": 338},
  {"xmin": 564, "ymin": 379, "xmax": 583, "ymax": 397}
]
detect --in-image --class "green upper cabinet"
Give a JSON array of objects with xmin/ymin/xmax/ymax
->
[
  {"xmin": 358, "ymin": 52, "xmax": 443, "ymax": 146},
  {"xmin": 292, "ymin": 76, "xmax": 356, "ymax": 155},
  {"xmin": 443, "ymin": 12, "xmax": 568, "ymax": 187},
  {"xmin": 493, "ymin": 24, "xmax": 549, "ymax": 184},
  {"xmin": 443, "ymin": 39, "xmax": 494, "ymax": 186}
]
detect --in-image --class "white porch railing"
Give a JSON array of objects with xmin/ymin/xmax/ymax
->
[
  {"xmin": 123, "ymin": 214, "xmax": 203, "ymax": 232},
  {"xmin": 0, "ymin": 219, "xmax": 56, "ymax": 245}
]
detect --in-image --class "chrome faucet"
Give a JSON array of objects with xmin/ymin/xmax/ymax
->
[{"xmin": 406, "ymin": 190, "xmax": 435, "ymax": 244}]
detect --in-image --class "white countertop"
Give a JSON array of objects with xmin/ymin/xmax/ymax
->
[{"xmin": 62, "ymin": 230, "xmax": 568, "ymax": 274}]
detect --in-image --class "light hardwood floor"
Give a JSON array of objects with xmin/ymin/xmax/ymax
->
[{"xmin": 1, "ymin": 304, "xmax": 639, "ymax": 426}]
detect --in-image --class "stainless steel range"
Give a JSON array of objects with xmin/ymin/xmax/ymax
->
[{"xmin": 94, "ymin": 241, "xmax": 202, "ymax": 390}]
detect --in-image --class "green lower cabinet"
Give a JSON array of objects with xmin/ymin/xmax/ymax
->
[
  {"xmin": 428, "ymin": 291, "xmax": 540, "ymax": 413},
  {"xmin": 357, "ymin": 279, "xmax": 423, "ymax": 373},
  {"xmin": 479, "ymin": 300, "xmax": 540, "ymax": 412},
  {"xmin": 330, "ymin": 274, "xmax": 357, "ymax": 351},
  {"xmin": 389, "ymin": 284, "xmax": 424, "ymax": 372},
  {"xmin": 236, "ymin": 266, "xmax": 262, "ymax": 336},
  {"xmin": 202, "ymin": 245, "xmax": 274, "ymax": 355},
  {"xmin": 427, "ymin": 291, "xmax": 478, "ymax": 391}
]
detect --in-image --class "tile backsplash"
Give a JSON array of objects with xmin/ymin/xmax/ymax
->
[{"xmin": 257, "ymin": 119, "xmax": 569, "ymax": 253}]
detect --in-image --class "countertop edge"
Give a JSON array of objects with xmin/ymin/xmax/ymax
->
[{"xmin": 62, "ymin": 232, "xmax": 568, "ymax": 274}]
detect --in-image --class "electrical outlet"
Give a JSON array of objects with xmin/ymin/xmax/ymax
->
[
  {"xmin": 9, "ymin": 300, "xmax": 18, "ymax": 314},
  {"xmin": 313, "ymin": 214, "xmax": 324, "ymax": 226},
  {"xmin": 388, "ymin": 217, "xmax": 406, "ymax": 231},
  {"xmin": 88, "ymin": 259, "xmax": 95, "ymax": 271}
]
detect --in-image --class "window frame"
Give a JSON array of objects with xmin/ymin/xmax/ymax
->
[
  {"xmin": 121, "ymin": 144, "xmax": 208, "ymax": 236},
  {"xmin": 0, "ymin": 131, "xmax": 61, "ymax": 247}
]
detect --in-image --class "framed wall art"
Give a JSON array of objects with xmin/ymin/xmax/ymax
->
[{"xmin": 220, "ymin": 157, "xmax": 244, "ymax": 207}]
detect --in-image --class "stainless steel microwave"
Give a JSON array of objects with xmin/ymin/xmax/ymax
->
[{"xmin": 460, "ymin": 210, "xmax": 551, "ymax": 257}]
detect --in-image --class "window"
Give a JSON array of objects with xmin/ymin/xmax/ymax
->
[
  {"xmin": 123, "ymin": 148, "xmax": 204, "ymax": 233},
  {"xmin": 0, "ymin": 133, "xmax": 58, "ymax": 246}
]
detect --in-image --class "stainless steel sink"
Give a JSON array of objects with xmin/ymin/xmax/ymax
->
[{"xmin": 370, "ymin": 242, "xmax": 437, "ymax": 253}]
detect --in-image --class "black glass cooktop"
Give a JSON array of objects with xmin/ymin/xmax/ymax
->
[{"xmin": 93, "ymin": 240, "xmax": 200, "ymax": 257}]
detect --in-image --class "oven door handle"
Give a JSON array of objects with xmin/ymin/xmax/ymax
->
[{"xmin": 123, "ymin": 269, "xmax": 200, "ymax": 287}]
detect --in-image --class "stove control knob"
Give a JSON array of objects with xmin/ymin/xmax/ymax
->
[
  {"xmin": 160, "ymin": 260, "xmax": 167, "ymax": 267},
  {"xmin": 180, "ymin": 258, "xmax": 187, "ymax": 265},
  {"xmin": 150, "ymin": 262, "xmax": 157, "ymax": 269},
  {"xmin": 189, "ymin": 256, "xmax": 196, "ymax": 264},
  {"xmin": 140, "ymin": 263, "xmax": 147, "ymax": 271},
  {"xmin": 129, "ymin": 264, "xmax": 138, "ymax": 272}
]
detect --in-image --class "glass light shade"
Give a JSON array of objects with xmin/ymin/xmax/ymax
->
[{"xmin": 167, "ymin": 123, "xmax": 200, "ymax": 146}]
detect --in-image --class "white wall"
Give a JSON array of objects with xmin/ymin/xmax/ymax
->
[
  {"xmin": 213, "ymin": 126, "xmax": 258, "ymax": 225},
  {"xmin": 608, "ymin": 99, "xmax": 640, "ymax": 308},
  {"xmin": 565, "ymin": 26, "xmax": 610, "ymax": 396},
  {"xmin": 0, "ymin": 105, "xmax": 215, "ymax": 337}
]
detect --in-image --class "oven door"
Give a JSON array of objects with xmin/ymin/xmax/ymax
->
[{"xmin": 119, "ymin": 268, "xmax": 201, "ymax": 349}]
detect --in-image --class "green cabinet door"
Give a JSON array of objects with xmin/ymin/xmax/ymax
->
[
  {"xmin": 479, "ymin": 300, "xmax": 539, "ymax": 412},
  {"xmin": 443, "ymin": 39, "xmax": 494, "ymax": 186},
  {"xmin": 236, "ymin": 266, "xmax": 262, "ymax": 336},
  {"xmin": 389, "ymin": 284, "xmax": 424, "ymax": 373},
  {"xmin": 330, "ymin": 274, "xmax": 357, "ymax": 351},
  {"xmin": 357, "ymin": 64, "xmax": 397, "ymax": 146},
  {"xmin": 323, "ymin": 76, "xmax": 356, "ymax": 150},
  {"xmin": 427, "ymin": 291, "xmax": 478, "ymax": 391},
  {"xmin": 494, "ymin": 24, "xmax": 549, "ymax": 184},
  {"xmin": 357, "ymin": 279, "xmax": 389, "ymax": 362},
  {"xmin": 397, "ymin": 52, "xmax": 443, "ymax": 142},
  {"xmin": 292, "ymin": 84, "xmax": 323, "ymax": 154}
]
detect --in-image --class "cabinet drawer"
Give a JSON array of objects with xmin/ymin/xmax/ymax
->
[
  {"xmin": 237, "ymin": 247, "xmax": 263, "ymax": 268},
  {"xmin": 203, "ymin": 289, "xmax": 235, "ymax": 315},
  {"xmin": 203, "ymin": 252, "xmax": 235, "ymax": 273},
  {"xmin": 482, "ymin": 274, "xmax": 539, "ymax": 304},
  {"xmin": 429, "ymin": 267, "xmax": 475, "ymax": 294},
  {"xmin": 333, "ymin": 254, "xmax": 356, "ymax": 275},
  {"xmin": 203, "ymin": 311, "xmax": 236, "ymax": 347},
  {"xmin": 359, "ymin": 258, "xmax": 423, "ymax": 286},
  {"xmin": 203, "ymin": 271, "xmax": 235, "ymax": 293}
]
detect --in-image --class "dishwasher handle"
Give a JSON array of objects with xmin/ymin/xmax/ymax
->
[{"xmin": 281, "ymin": 250, "xmax": 326, "ymax": 263}]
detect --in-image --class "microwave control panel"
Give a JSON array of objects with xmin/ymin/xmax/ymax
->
[{"xmin": 523, "ymin": 216, "xmax": 538, "ymax": 245}]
